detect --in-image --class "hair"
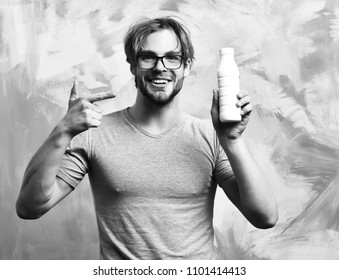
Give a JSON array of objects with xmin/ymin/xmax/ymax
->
[{"xmin": 124, "ymin": 16, "xmax": 195, "ymax": 68}]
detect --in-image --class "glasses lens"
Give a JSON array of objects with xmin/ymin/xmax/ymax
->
[
  {"xmin": 163, "ymin": 55, "xmax": 182, "ymax": 69},
  {"xmin": 138, "ymin": 55, "xmax": 156, "ymax": 69},
  {"xmin": 137, "ymin": 55, "xmax": 182, "ymax": 69}
]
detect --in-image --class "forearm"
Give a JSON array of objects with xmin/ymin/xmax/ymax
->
[
  {"xmin": 16, "ymin": 125, "xmax": 72, "ymax": 217},
  {"xmin": 220, "ymin": 137, "xmax": 278, "ymax": 227}
]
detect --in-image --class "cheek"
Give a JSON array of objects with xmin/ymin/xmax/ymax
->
[
  {"xmin": 173, "ymin": 69, "xmax": 186, "ymax": 82},
  {"xmin": 134, "ymin": 72, "xmax": 146, "ymax": 86}
]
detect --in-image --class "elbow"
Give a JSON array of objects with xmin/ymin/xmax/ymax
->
[
  {"xmin": 16, "ymin": 182, "xmax": 52, "ymax": 220},
  {"xmin": 254, "ymin": 215, "xmax": 278, "ymax": 229},
  {"xmin": 16, "ymin": 200, "xmax": 43, "ymax": 220},
  {"xmin": 16, "ymin": 207, "xmax": 43, "ymax": 220},
  {"xmin": 264, "ymin": 203, "xmax": 279, "ymax": 229},
  {"xmin": 247, "ymin": 208, "xmax": 279, "ymax": 229},
  {"xmin": 257, "ymin": 211, "xmax": 278, "ymax": 229},
  {"xmin": 253, "ymin": 199, "xmax": 279, "ymax": 229}
]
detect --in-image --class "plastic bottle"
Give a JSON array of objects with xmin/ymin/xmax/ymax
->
[{"xmin": 217, "ymin": 47, "xmax": 241, "ymax": 122}]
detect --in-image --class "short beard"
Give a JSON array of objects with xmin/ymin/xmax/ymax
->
[{"xmin": 136, "ymin": 76, "xmax": 184, "ymax": 106}]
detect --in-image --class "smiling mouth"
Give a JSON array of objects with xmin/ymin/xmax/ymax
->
[{"xmin": 148, "ymin": 78, "xmax": 172, "ymax": 87}]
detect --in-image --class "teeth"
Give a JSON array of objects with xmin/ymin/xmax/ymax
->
[{"xmin": 152, "ymin": 79, "xmax": 168, "ymax": 84}]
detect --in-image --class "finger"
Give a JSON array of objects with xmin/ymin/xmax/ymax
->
[
  {"xmin": 236, "ymin": 95, "xmax": 251, "ymax": 108},
  {"xmin": 87, "ymin": 102, "xmax": 103, "ymax": 114},
  {"xmin": 82, "ymin": 113, "xmax": 101, "ymax": 128},
  {"xmin": 211, "ymin": 89, "xmax": 219, "ymax": 112},
  {"xmin": 71, "ymin": 98, "xmax": 103, "ymax": 114},
  {"xmin": 88, "ymin": 118, "xmax": 101, "ymax": 128},
  {"xmin": 69, "ymin": 81, "xmax": 78, "ymax": 102},
  {"xmin": 86, "ymin": 92, "xmax": 115, "ymax": 103},
  {"xmin": 68, "ymin": 81, "xmax": 79, "ymax": 109},
  {"xmin": 241, "ymin": 103, "xmax": 253, "ymax": 116},
  {"xmin": 237, "ymin": 90, "xmax": 249, "ymax": 99},
  {"xmin": 211, "ymin": 89, "xmax": 220, "ymax": 121},
  {"xmin": 84, "ymin": 109, "xmax": 102, "ymax": 121}
]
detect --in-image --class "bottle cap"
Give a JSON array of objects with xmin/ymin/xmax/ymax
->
[{"xmin": 219, "ymin": 47, "xmax": 234, "ymax": 55}]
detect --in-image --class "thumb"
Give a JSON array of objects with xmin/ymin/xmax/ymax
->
[
  {"xmin": 69, "ymin": 81, "xmax": 78, "ymax": 108},
  {"xmin": 210, "ymin": 89, "xmax": 219, "ymax": 121}
]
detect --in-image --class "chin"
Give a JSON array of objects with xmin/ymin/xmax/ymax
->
[
  {"xmin": 147, "ymin": 94, "xmax": 175, "ymax": 106},
  {"xmin": 141, "ymin": 88, "xmax": 178, "ymax": 106}
]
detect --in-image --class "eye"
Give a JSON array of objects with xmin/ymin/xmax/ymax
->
[
  {"xmin": 139, "ymin": 54, "xmax": 155, "ymax": 61},
  {"xmin": 165, "ymin": 55, "xmax": 181, "ymax": 62}
]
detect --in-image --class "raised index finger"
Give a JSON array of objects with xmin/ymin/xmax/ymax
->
[{"xmin": 85, "ymin": 92, "xmax": 116, "ymax": 103}]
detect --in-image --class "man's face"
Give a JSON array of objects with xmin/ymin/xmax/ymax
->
[{"xmin": 132, "ymin": 29, "xmax": 191, "ymax": 106}]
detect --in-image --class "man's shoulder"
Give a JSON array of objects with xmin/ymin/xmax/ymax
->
[
  {"xmin": 97, "ymin": 107, "xmax": 131, "ymax": 130},
  {"xmin": 102, "ymin": 108, "xmax": 126, "ymax": 122}
]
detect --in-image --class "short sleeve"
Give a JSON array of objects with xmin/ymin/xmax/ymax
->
[
  {"xmin": 57, "ymin": 131, "xmax": 90, "ymax": 189},
  {"xmin": 213, "ymin": 132, "xmax": 234, "ymax": 185}
]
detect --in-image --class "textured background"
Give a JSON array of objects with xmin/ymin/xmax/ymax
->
[{"xmin": 1, "ymin": 0, "xmax": 339, "ymax": 259}]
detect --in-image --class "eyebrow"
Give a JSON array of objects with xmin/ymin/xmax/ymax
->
[{"xmin": 138, "ymin": 50, "xmax": 182, "ymax": 56}]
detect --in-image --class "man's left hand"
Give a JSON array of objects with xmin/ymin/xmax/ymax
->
[{"xmin": 211, "ymin": 89, "xmax": 252, "ymax": 141}]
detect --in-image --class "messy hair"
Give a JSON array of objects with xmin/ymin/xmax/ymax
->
[{"xmin": 124, "ymin": 17, "xmax": 195, "ymax": 67}]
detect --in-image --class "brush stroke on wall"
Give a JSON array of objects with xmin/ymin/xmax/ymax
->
[{"xmin": 1, "ymin": 0, "xmax": 339, "ymax": 259}]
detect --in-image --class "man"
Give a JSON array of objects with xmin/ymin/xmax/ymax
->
[{"xmin": 16, "ymin": 17, "xmax": 278, "ymax": 259}]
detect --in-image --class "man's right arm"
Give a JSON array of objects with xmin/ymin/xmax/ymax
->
[
  {"xmin": 16, "ymin": 126, "xmax": 75, "ymax": 219},
  {"xmin": 16, "ymin": 83, "xmax": 114, "ymax": 219}
]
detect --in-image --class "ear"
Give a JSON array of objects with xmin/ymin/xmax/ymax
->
[
  {"xmin": 130, "ymin": 65, "xmax": 136, "ymax": 76},
  {"xmin": 183, "ymin": 59, "xmax": 192, "ymax": 77}
]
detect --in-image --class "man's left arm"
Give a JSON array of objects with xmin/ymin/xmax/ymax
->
[{"xmin": 211, "ymin": 89, "xmax": 278, "ymax": 229}]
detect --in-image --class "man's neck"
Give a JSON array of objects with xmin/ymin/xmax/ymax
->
[{"xmin": 128, "ymin": 93, "xmax": 181, "ymax": 135}]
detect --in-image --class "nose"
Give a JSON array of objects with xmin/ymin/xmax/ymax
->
[{"xmin": 153, "ymin": 57, "xmax": 167, "ymax": 72}]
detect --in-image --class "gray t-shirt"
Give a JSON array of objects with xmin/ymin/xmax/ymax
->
[{"xmin": 57, "ymin": 108, "xmax": 233, "ymax": 259}]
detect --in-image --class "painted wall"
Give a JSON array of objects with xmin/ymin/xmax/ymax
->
[{"xmin": 1, "ymin": 0, "xmax": 339, "ymax": 259}]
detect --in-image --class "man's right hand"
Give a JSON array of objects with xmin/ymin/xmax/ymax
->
[
  {"xmin": 16, "ymin": 82, "xmax": 115, "ymax": 219},
  {"xmin": 59, "ymin": 81, "xmax": 115, "ymax": 137}
]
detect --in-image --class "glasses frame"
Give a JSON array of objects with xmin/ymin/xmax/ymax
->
[{"xmin": 136, "ymin": 54, "xmax": 183, "ymax": 70}]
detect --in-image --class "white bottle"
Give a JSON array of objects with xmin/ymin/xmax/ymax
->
[{"xmin": 217, "ymin": 47, "xmax": 241, "ymax": 122}]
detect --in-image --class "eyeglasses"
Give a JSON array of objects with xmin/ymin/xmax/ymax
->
[{"xmin": 137, "ymin": 54, "xmax": 183, "ymax": 70}]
